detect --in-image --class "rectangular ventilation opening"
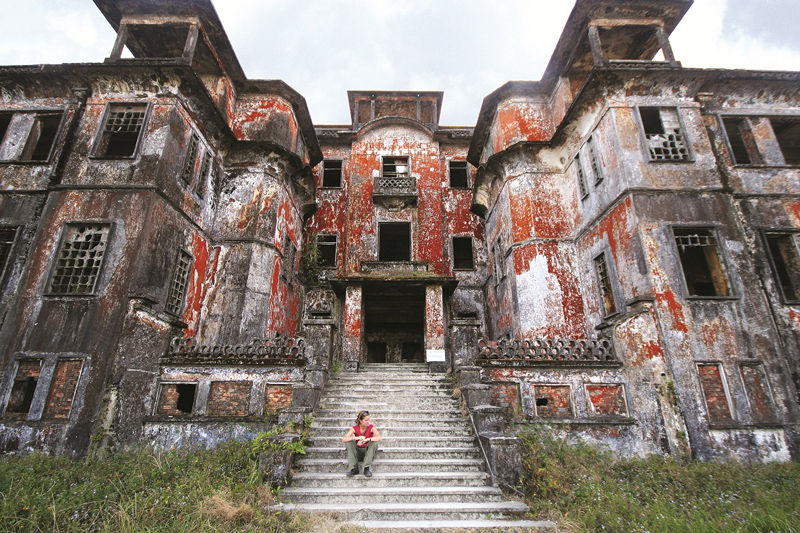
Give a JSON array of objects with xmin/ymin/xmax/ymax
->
[{"xmin": 379, "ymin": 222, "xmax": 411, "ymax": 261}]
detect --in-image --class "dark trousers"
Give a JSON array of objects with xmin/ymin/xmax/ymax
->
[{"xmin": 345, "ymin": 440, "xmax": 378, "ymax": 468}]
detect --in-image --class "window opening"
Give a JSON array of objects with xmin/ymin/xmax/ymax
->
[
  {"xmin": 449, "ymin": 160, "xmax": 469, "ymax": 188},
  {"xmin": 452, "ymin": 236, "xmax": 474, "ymax": 270},
  {"xmin": 49, "ymin": 223, "xmax": 111, "ymax": 295},
  {"xmin": 697, "ymin": 363, "xmax": 733, "ymax": 423},
  {"xmin": 765, "ymin": 232, "xmax": 800, "ymax": 302},
  {"xmin": 379, "ymin": 222, "xmax": 411, "ymax": 261},
  {"xmin": 197, "ymin": 150, "xmax": 212, "ymax": 196},
  {"xmin": 770, "ymin": 119, "xmax": 800, "ymax": 165},
  {"xmin": 175, "ymin": 384, "xmax": 196, "ymax": 414},
  {"xmin": 94, "ymin": 104, "xmax": 146, "ymax": 158},
  {"xmin": 0, "ymin": 113, "xmax": 12, "ymax": 145},
  {"xmin": 739, "ymin": 363, "xmax": 777, "ymax": 424},
  {"xmin": 166, "ymin": 251, "xmax": 192, "ymax": 315},
  {"xmin": 316, "ymin": 234, "xmax": 337, "ymax": 267},
  {"xmin": 181, "ymin": 133, "xmax": 199, "ymax": 183},
  {"xmin": 588, "ymin": 137, "xmax": 604, "ymax": 184},
  {"xmin": 594, "ymin": 252, "xmax": 617, "ymax": 316},
  {"xmin": 6, "ymin": 359, "xmax": 41, "ymax": 415},
  {"xmin": 20, "ymin": 113, "xmax": 62, "ymax": 161},
  {"xmin": 640, "ymin": 107, "xmax": 689, "ymax": 161},
  {"xmin": 322, "ymin": 160, "xmax": 342, "ymax": 188},
  {"xmin": 575, "ymin": 154, "xmax": 588, "ymax": 200},
  {"xmin": 674, "ymin": 228, "xmax": 730, "ymax": 297},
  {"xmin": 492, "ymin": 237, "xmax": 506, "ymax": 283},
  {"xmin": 723, "ymin": 118, "xmax": 754, "ymax": 165},
  {"xmin": 43, "ymin": 359, "xmax": 82, "ymax": 420},
  {"xmin": 382, "ymin": 157, "xmax": 409, "ymax": 178},
  {"xmin": 0, "ymin": 226, "xmax": 17, "ymax": 281}
]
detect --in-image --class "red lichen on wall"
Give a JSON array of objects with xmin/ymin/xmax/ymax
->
[
  {"xmin": 493, "ymin": 102, "xmax": 554, "ymax": 155},
  {"xmin": 585, "ymin": 384, "xmax": 628, "ymax": 417},
  {"xmin": 183, "ymin": 232, "xmax": 215, "ymax": 337}
]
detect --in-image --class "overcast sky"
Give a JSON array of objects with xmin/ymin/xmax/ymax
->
[{"xmin": 0, "ymin": 0, "xmax": 798, "ymax": 126}]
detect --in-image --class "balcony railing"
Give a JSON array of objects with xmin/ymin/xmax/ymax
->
[{"xmin": 373, "ymin": 175, "xmax": 418, "ymax": 208}]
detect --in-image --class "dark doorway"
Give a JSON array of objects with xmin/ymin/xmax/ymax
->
[
  {"xmin": 367, "ymin": 342, "xmax": 387, "ymax": 363},
  {"xmin": 363, "ymin": 283, "xmax": 424, "ymax": 363}
]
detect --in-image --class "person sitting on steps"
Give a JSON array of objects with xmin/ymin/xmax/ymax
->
[{"xmin": 343, "ymin": 410, "xmax": 382, "ymax": 477}]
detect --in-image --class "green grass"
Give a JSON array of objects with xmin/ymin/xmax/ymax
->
[
  {"xmin": 2, "ymin": 429, "xmax": 799, "ymax": 532},
  {"xmin": 0, "ymin": 441, "xmax": 355, "ymax": 533},
  {"xmin": 518, "ymin": 426, "xmax": 800, "ymax": 532}
]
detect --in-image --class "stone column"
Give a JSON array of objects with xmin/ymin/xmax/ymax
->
[
  {"xmin": 425, "ymin": 284, "xmax": 446, "ymax": 373},
  {"xmin": 342, "ymin": 284, "xmax": 363, "ymax": 371}
]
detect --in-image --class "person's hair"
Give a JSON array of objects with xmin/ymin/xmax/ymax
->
[{"xmin": 355, "ymin": 410, "xmax": 369, "ymax": 424}]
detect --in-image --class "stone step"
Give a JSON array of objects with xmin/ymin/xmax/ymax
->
[
  {"xmin": 303, "ymin": 446, "xmax": 483, "ymax": 460},
  {"xmin": 357, "ymin": 364, "xmax": 430, "ymax": 371},
  {"xmin": 289, "ymin": 471, "xmax": 492, "ymax": 488},
  {"xmin": 306, "ymin": 436, "xmax": 476, "ymax": 448},
  {"xmin": 294, "ymin": 458, "xmax": 487, "ymax": 474},
  {"xmin": 311, "ymin": 417, "xmax": 470, "ymax": 428},
  {"xmin": 309, "ymin": 426, "xmax": 474, "ymax": 437},
  {"xmin": 331, "ymin": 374, "xmax": 447, "ymax": 382},
  {"xmin": 318, "ymin": 400, "xmax": 461, "ymax": 411},
  {"xmin": 313, "ymin": 409, "xmax": 465, "ymax": 419},
  {"xmin": 280, "ymin": 486, "xmax": 505, "ymax": 504},
  {"xmin": 279, "ymin": 501, "xmax": 531, "ymax": 521},
  {"xmin": 353, "ymin": 519, "xmax": 556, "ymax": 530}
]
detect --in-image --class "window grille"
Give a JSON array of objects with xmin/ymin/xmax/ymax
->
[
  {"xmin": 181, "ymin": 133, "xmax": 199, "ymax": 183},
  {"xmin": 0, "ymin": 226, "xmax": 17, "ymax": 281},
  {"xmin": 640, "ymin": 107, "xmax": 689, "ymax": 161},
  {"xmin": 94, "ymin": 104, "xmax": 146, "ymax": 157},
  {"xmin": 575, "ymin": 154, "xmax": 588, "ymax": 199},
  {"xmin": 594, "ymin": 252, "xmax": 617, "ymax": 316},
  {"xmin": 166, "ymin": 251, "xmax": 192, "ymax": 315},
  {"xmin": 588, "ymin": 137, "xmax": 604, "ymax": 184},
  {"xmin": 674, "ymin": 228, "xmax": 730, "ymax": 297},
  {"xmin": 49, "ymin": 224, "xmax": 110, "ymax": 295},
  {"xmin": 197, "ymin": 150, "xmax": 212, "ymax": 196}
]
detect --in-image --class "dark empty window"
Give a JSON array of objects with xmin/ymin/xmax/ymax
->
[
  {"xmin": 49, "ymin": 223, "xmax": 111, "ymax": 295},
  {"xmin": 379, "ymin": 222, "xmax": 411, "ymax": 261},
  {"xmin": 594, "ymin": 252, "xmax": 618, "ymax": 316},
  {"xmin": 175, "ymin": 384, "xmax": 195, "ymax": 414},
  {"xmin": 639, "ymin": 107, "xmax": 689, "ymax": 161},
  {"xmin": 771, "ymin": 119, "xmax": 800, "ymax": 165},
  {"xmin": 166, "ymin": 251, "xmax": 192, "ymax": 315},
  {"xmin": 674, "ymin": 228, "xmax": 730, "ymax": 297},
  {"xmin": 316, "ymin": 234, "xmax": 337, "ymax": 267},
  {"xmin": 723, "ymin": 118, "xmax": 755, "ymax": 165},
  {"xmin": 0, "ymin": 226, "xmax": 17, "ymax": 281},
  {"xmin": 382, "ymin": 157, "xmax": 409, "ymax": 178},
  {"xmin": 0, "ymin": 113, "xmax": 12, "ymax": 144},
  {"xmin": 6, "ymin": 359, "xmax": 41, "ymax": 416},
  {"xmin": 765, "ymin": 232, "xmax": 800, "ymax": 303},
  {"xmin": 322, "ymin": 160, "xmax": 342, "ymax": 188},
  {"xmin": 93, "ymin": 104, "xmax": 147, "ymax": 158},
  {"xmin": 453, "ymin": 236, "xmax": 474, "ymax": 270},
  {"xmin": 449, "ymin": 160, "xmax": 469, "ymax": 188},
  {"xmin": 20, "ymin": 113, "xmax": 62, "ymax": 161}
]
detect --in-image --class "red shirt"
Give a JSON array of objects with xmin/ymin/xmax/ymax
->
[{"xmin": 353, "ymin": 424, "xmax": 374, "ymax": 448}]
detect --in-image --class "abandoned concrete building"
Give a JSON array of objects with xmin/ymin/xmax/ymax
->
[{"xmin": 1, "ymin": 0, "xmax": 799, "ymax": 478}]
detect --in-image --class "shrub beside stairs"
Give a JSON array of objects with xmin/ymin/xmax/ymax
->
[{"xmin": 280, "ymin": 363, "xmax": 554, "ymax": 530}]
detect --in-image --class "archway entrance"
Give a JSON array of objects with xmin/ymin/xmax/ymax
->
[{"xmin": 363, "ymin": 284, "xmax": 425, "ymax": 363}]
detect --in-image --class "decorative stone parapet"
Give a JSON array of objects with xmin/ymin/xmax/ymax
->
[
  {"xmin": 165, "ymin": 334, "xmax": 307, "ymax": 365},
  {"xmin": 476, "ymin": 337, "xmax": 616, "ymax": 366}
]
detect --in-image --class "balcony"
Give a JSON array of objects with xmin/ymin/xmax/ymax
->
[{"xmin": 373, "ymin": 175, "xmax": 418, "ymax": 209}]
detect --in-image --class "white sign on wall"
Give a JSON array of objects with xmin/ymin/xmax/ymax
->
[{"xmin": 426, "ymin": 349, "xmax": 445, "ymax": 362}]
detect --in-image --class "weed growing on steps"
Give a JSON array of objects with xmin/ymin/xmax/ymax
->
[{"xmin": 518, "ymin": 425, "xmax": 800, "ymax": 532}]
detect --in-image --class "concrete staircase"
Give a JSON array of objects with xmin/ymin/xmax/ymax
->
[{"xmin": 281, "ymin": 363, "xmax": 553, "ymax": 530}]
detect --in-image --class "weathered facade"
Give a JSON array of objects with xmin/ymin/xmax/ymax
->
[{"xmin": 0, "ymin": 0, "xmax": 798, "ymax": 466}]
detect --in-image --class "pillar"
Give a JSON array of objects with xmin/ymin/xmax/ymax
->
[
  {"xmin": 342, "ymin": 284, "xmax": 363, "ymax": 371},
  {"xmin": 425, "ymin": 284, "xmax": 446, "ymax": 372}
]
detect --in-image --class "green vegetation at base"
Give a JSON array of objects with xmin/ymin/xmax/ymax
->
[
  {"xmin": 0, "ymin": 441, "xmax": 344, "ymax": 533},
  {"xmin": 519, "ymin": 426, "xmax": 800, "ymax": 532}
]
